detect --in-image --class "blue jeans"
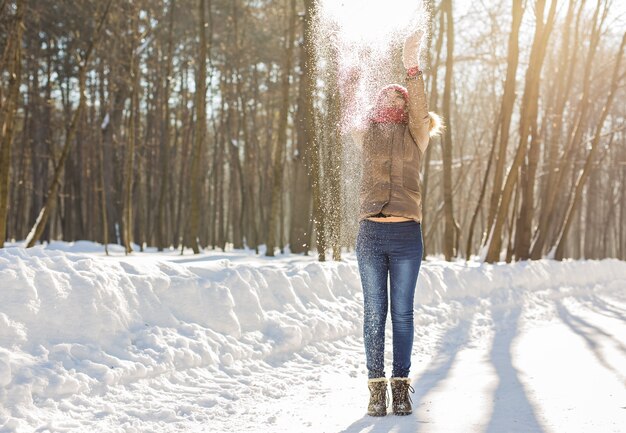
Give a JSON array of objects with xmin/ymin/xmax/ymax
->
[{"xmin": 355, "ymin": 219, "xmax": 423, "ymax": 379}]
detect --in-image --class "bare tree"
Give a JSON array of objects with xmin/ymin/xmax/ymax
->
[
  {"xmin": 301, "ymin": 0, "xmax": 323, "ymax": 260},
  {"xmin": 530, "ymin": 0, "xmax": 608, "ymax": 258},
  {"xmin": 156, "ymin": 0, "xmax": 176, "ymax": 251},
  {"xmin": 483, "ymin": 0, "xmax": 557, "ymax": 263},
  {"xmin": 0, "ymin": 0, "xmax": 24, "ymax": 248},
  {"xmin": 467, "ymin": 0, "xmax": 524, "ymax": 258},
  {"xmin": 552, "ymin": 32, "xmax": 626, "ymax": 259},
  {"xmin": 25, "ymin": 0, "xmax": 113, "ymax": 248},
  {"xmin": 188, "ymin": 0, "xmax": 209, "ymax": 254},
  {"xmin": 267, "ymin": 0, "xmax": 296, "ymax": 257},
  {"xmin": 440, "ymin": 0, "xmax": 459, "ymax": 260}
]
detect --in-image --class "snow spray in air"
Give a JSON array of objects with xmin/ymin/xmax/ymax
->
[{"xmin": 311, "ymin": 0, "xmax": 431, "ymax": 236}]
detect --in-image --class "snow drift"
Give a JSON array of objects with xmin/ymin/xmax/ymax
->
[{"xmin": 0, "ymin": 244, "xmax": 625, "ymax": 432}]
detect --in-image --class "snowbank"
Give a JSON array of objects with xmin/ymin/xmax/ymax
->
[{"xmin": 0, "ymin": 244, "xmax": 624, "ymax": 431}]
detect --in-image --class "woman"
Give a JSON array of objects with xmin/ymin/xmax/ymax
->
[{"xmin": 347, "ymin": 29, "xmax": 443, "ymax": 417}]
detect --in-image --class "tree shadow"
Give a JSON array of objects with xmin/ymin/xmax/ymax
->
[
  {"xmin": 586, "ymin": 294, "xmax": 626, "ymax": 323},
  {"xmin": 337, "ymin": 309, "xmax": 476, "ymax": 433},
  {"xmin": 555, "ymin": 300, "xmax": 626, "ymax": 384},
  {"xmin": 483, "ymin": 300, "xmax": 547, "ymax": 433}
]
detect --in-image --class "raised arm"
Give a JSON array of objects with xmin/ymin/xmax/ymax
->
[{"xmin": 402, "ymin": 29, "xmax": 430, "ymax": 154}]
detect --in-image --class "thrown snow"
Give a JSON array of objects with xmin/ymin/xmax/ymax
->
[{"xmin": 0, "ymin": 242, "xmax": 625, "ymax": 433}]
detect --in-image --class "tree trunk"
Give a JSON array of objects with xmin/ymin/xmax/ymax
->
[
  {"xmin": 0, "ymin": 0, "xmax": 24, "ymax": 247},
  {"xmin": 227, "ymin": 0, "xmax": 244, "ymax": 250},
  {"xmin": 486, "ymin": 1, "xmax": 525, "ymax": 233},
  {"xmin": 617, "ymin": 146, "xmax": 626, "ymax": 260},
  {"xmin": 122, "ymin": 8, "xmax": 140, "ymax": 254},
  {"xmin": 325, "ymin": 35, "xmax": 343, "ymax": 261},
  {"xmin": 421, "ymin": 3, "xmax": 444, "ymax": 259},
  {"xmin": 266, "ymin": 0, "xmax": 296, "ymax": 257},
  {"xmin": 441, "ymin": 0, "xmax": 457, "ymax": 260},
  {"xmin": 302, "ymin": 0, "xmax": 323, "ymax": 260},
  {"xmin": 156, "ymin": 0, "xmax": 176, "ymax": 251},
  {"xmin": 289, "ymin": 10, "xmax": 313, "ymax": 255},
  {"xmin": 188, "ymin": 0, "xmax": 209, "ymax": 253}
]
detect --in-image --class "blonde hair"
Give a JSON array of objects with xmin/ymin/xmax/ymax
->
[{"xmin": 428, "ymin": 111, "xmax": 445, "ymax": 137}]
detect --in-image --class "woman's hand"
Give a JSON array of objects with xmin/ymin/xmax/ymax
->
[{"xmin": 402, "ymin": 29, "xmax": 425, "ymax": 69}]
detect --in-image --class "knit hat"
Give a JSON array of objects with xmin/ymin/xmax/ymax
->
[
  {"xmin": 377, "ymin": 84, "xmax": 409, "ymax": 103},
  {"xmin": 368, "ymin": 84, "xmax": 409, "ymax": 124}
]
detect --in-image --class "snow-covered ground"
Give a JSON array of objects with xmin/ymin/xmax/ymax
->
[{"xmin": 0, "ymin": 241, "xmax": 625, "ymax": 433}]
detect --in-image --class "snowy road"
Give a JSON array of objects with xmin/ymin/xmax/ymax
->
[
  {"xmin": 0, "ymin": 245, "xmax": 625, "ymax": 433},
  {"xmin": 203, "ymin": 285, "xmax": 626, "ymax": 433}
]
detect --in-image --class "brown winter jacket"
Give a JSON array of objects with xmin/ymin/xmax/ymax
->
[{"xmin": 357, "ymin": 73, "xmax": 430, "ymax": 224}]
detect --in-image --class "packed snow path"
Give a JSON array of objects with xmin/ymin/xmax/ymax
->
[{"xmin": 0, "ymin": 243, "xmax": 625, "ymax": 433}]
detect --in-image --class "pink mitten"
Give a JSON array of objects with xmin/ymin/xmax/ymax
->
[{"xmin": 402, "ymin": 29, "xmax": 425, "ymax": 69}]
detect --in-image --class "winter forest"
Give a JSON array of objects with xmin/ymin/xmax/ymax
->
[
  {"xmin": 1, "ymin": 1, "xmax": 626, "ymax": 432},
  {"xmin": 1, "ymin": 0, "xmax": 625, "ymax": 261}
]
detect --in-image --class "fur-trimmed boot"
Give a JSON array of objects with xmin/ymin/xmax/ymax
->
[
  {"xmin": 367, "ymin": 377, "xmax": 389, "ymax": 416},
  {"xmin": 390, "ymin": 377, "xmax": 414, "ymax": 415}
]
